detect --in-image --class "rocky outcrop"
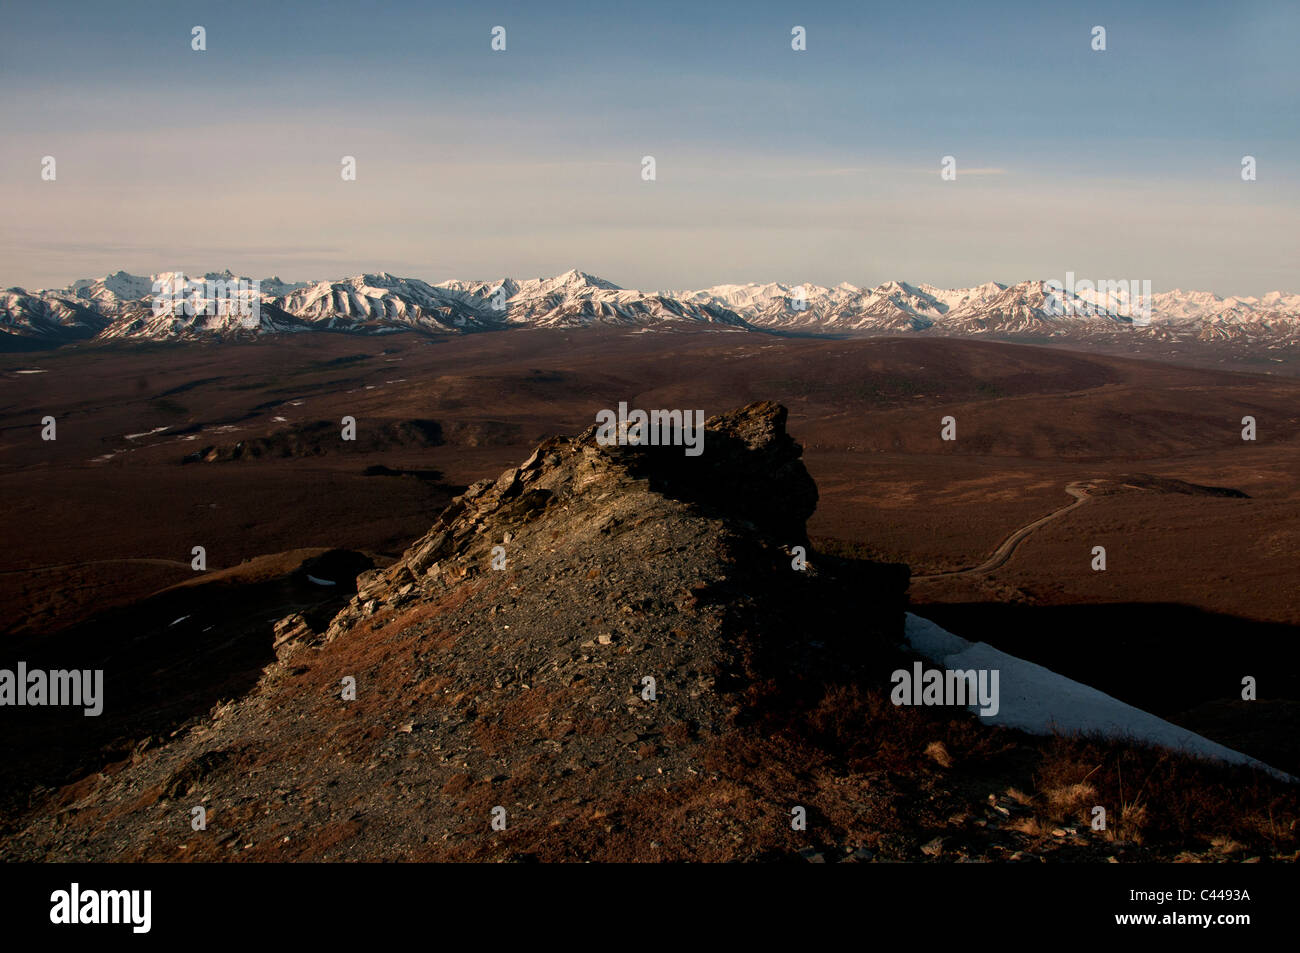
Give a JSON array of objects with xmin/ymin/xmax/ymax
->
[
  {"xmin": 5, "ymin": 403, "xmax": 1297, "ymax": 864},
  {"xmin": 3, "ymin": 401, "xmax": 913, "ymax": 862},
  {"xmin": 320, "ymin": 400, "xmax": 824, "ymax": 647}
]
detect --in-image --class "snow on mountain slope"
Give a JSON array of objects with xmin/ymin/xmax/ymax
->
[
  {"xmin": 21, "ymin": 271, "xmax": 316, "ymax": 341},
  {"xmin": 676, "ymin": 281, "xmax": 941, "ymax": 331},
  {"xmin": 258, "ymin": 276, "xmax": 313, "ymax": 298},
  {"xmin": 679, "ymin": 277, "xmax": 1141, "ymax": 333},
  {"xmin": 436, "ymin": 277, "xmax": 520, "ymax": 308},
  {"xmin": 96, "ymin": 300, "xmax": 310, "ymax": 341},
  {"xmin": 903, "ymin": 613, "xmax": 1292, "ymax": 781},
  {"xmin": 940, "ymin": 279, "xmax": 1136, "ymax": 333},
  {"xmin": 918, "ymin": 280, "xmax": 1007, "ymax": 314},
  {"xmin": 0, "ymin": 288, "xmax": 111, "ymax": 343},
  {"xmin": 48, "ymin": 270, "xmax": 300, "ymax": 320},
  {"xmin": 278, "ymin": 274, "xmax": 488, "ymax": 332},
  {"xmin": 440, "ymin": 269, "xmax": 747, "ymax": 328},
  {"xmin": 4, "ymin": 268, "xmax": 1299, "ymax": 345},
  {"xmin": 65, "ymin": 270, "xmax": 157, "ymax": 313}
]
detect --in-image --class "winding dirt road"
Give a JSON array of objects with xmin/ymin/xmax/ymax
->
[{"xmin": 913, "ymin": 481, "xmax": 1092, "ymax": 581}]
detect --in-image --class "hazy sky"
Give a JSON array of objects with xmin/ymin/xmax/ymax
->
[{"xmin": 2, "ymin": 0, "xmax": 1297, "ymax": 295}]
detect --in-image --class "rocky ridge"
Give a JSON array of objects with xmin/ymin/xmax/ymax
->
[{"xmin": 3, "ymin": 403, "xmax": 1294, "ymax": 863}]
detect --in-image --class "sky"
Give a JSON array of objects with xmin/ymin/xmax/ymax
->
[{"xmin": 2, "ymin": 0, "xmax": 1297, "ymax": 295}]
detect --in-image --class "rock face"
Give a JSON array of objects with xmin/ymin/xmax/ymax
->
[
  {"xmin": 3, "ymin": 402, "xmax": 909, "ymax": 862},
  {"xmin": 320, "ymin": 400, "xmax": 821, "ymax": 647},
  {"xmin": 6, "ymin": 402, "xmax": 1298, "ymax": 863}
]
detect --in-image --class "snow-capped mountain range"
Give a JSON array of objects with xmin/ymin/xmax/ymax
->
[{"xmin": 3, "ymin": 268, "xmax": 1298, "ymax": 347}]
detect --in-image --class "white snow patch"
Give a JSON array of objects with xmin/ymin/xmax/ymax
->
[
  {"xmin": 903, "ymin": 613, "xmax": 1293, "ymax": 781},
  {"xmin": 306, "ymin": 574, "xmax": 336, "ymax": 587},
  {"xmin": 14, "ymin": 369, "xmax": 46, "ymax": 375},
  {"xmin": 124, "ymin": 426, "xmax": 169, "ymax": 440}
]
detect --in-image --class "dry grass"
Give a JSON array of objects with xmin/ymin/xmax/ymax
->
[
  {"xmin": 1027, "ymin": 735, "xmax": 1298, "ymax": 853},
  {"xmin": 925, "ymin": 741, "xmax": 954, "ymax": 768}
]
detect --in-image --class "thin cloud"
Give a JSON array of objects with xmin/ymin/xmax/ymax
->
[{"xmin": 924, "ymin": 167, "xmax": 1008, "ymax": 176}]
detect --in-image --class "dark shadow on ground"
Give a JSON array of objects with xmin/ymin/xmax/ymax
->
[
  {"xmin": 912, "ymin": 601, "xmax": 1300, "ymax": 775},
  {"xmin": 0, "ymin": 549, "xmax": 372, "ymax": 822}
]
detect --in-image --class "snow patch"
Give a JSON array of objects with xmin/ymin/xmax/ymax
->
[{"xmin": 903, "ymin": 613, "xmax": 1293, "ymax": 781}]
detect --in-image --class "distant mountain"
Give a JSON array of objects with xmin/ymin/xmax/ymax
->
[
  {"xmin": 95, "ymin": 300, "xmax": 312, "ymax": 341},
  {"xmin": 277, "ymin": 274, "xmax": 489, "ymax": 332},
  {"xmin": 3, "ymin": 268, "xmax": 1298, "ymax": 348},
  {"xmin": 675, "ymin": 280, "xmax": 945, "ymax": 331},
  {"xmin": 0, "ymin": 288, "xmax": 111, "ymax": 344},
  {"xmin": 679, "ymin": 277, "xmax": 1300, "ymax": 343},
  {"xmin": 438, "ymin": 268, "xmax": 747, "ymax": 328}
]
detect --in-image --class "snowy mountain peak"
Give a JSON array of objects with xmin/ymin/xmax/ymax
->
[
  {"xmin": 4, "ymin": 269, "xmax": 1299, "ymax": 346},
  {"xmin": 873, "ymin": 279, "xmax": 918, "ymax": 295},
  {"xmin": 547, "ymin": 269, "xmax": 623, "ymax": 291}
]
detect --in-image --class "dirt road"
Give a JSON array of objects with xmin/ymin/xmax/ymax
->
[{"xmin": 913, "ymin": 481, "xmax": 1091, "ymax": 580}]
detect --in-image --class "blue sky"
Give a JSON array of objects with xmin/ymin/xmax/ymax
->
[{"xmin": 2, "ymin": 0, "xmax": 1297, "ymax": 294}]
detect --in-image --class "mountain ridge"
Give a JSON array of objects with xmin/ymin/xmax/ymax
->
[{"xmin": 4, "ymin": 268, "xmax": 1299, "ymax": 348}]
